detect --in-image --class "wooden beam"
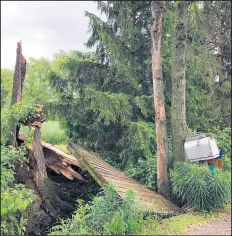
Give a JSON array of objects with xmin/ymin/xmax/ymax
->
[{"xmin": 67, "ymin": 143, "xmax": 108, "ymax": 188}]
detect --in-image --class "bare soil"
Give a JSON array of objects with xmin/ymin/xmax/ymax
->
[{"xmin": 185, "ymin": 213, "xmax": 231, "ymax": 235}]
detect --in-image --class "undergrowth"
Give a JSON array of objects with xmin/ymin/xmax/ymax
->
[
  {"xmin": 1, "ymin": 145, "xmax": 35, "ymax": 236},
  {"xmin": 49, "ymin": 184, "xmax": 156, "ymax": 235}
]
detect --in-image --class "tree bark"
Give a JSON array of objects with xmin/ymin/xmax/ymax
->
[
  {"xmin": 171, "ymin": 1, "xmax": 190, "ymax": 164},
  {"xmin": 32, "ymin": 120, "xmax": 75, "ymax": 216},
  {"xmin": 8, "ymin": 40, "xmax": 26, "ymax": 147},
  {"xmin": 216, "ymin": 1, "xmax": 223, "ymax": 70},
  {"xmin": 151, "ymin": 1, "xmax": 170, "ymax": 200}
]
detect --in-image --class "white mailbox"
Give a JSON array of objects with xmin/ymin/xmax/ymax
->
[{"xmin": 184, "ymin": 134, "xmax": 219, "ymax": 162}]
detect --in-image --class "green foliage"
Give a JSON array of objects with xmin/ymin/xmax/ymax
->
[
  {"xmin": 1, "ymin": 68, "xmax": 14, "ymax": 108},
  {"xmin": 1, "ymin": 145, "xmax": 35, "ymax": 236},
  {"xmin": 171, "ymin": 162, "xmax": 231, "ymax": 211},
  {"xmin": 134, "ymin": 95, "xmax": 154, "ymax": 119},
  {"xmin": 1, "ymin": 100, "xmax": 37, "ymax": 235},
  {"xmin": 125, "ymin": 157, "xmax": 157, "ymax": 190},
  {"xmin": 222, "ymin": 155, "xmax": 231, "ymax": 172},
  {"xmin": 49, "ymin": 184, "xmax": 148, "ymax": 235},
  {"xmin": 207, "ymin": 127, "xmax": 231, "ymax": 157},
  {"xmin": 23, "ymin": 57, "xmax": 59, "ymax": 103},
  {"xmin": 118, "ymin": 121, "xmax": 156, "ymax": 167},
  {"xmin": 85, "ymin": 87, "xmax": 132, "ymax": 125},
  {"xmin": 1, "ymin": 100, "xmax": 36, "ymax": 145},
  {"xmin": 1, "ymin": 146, "xmax": 25, "ymax": 190},
  {"xmin": 1, "ymin": 184, "xmax": 35, "ymax": 236}
]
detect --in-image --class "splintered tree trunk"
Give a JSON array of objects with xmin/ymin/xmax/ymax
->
[
  {"xmin": 9, "ymin": 40, "xmax": 26, "ymax": 147},
  {"xmin": 31, "ymin": 117, "xmax": 75, "ymax": 214},
  {"xmin": 171, "ymin": 2, "xmax": 190, "ymax": 164},
  {"xmin": 11, "ymin": 40, "xmax": 26, "ymax": 105},
  {"xmin": 151, "ymin": 1, "xmax": 170, "ymax": 200},
  {"xmin": 32, "ymin": 127, "xmax": 57, "ymax": 215}
]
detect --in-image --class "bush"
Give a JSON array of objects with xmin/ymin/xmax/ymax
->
[
  {"xmin": 125, "ymin": 157, "xmax": 157, "ymax": 190},
  {"xmin": 49, "ymin": 184, "xmax": 148, "ymax": 235},
  {"xmin": 206, "ymin": 127, "xmax": 231, "ymax": 157},
  {"xmin": 1, "ymin": 146, "xmax": 36, "ymax": 236},
  {"xmin": 223, "ymin": 154, "xmax": 231, "ymax": 172},
  {"xmin": 171, "ymin": 162, "xmax": 231, "ymax": 211}
]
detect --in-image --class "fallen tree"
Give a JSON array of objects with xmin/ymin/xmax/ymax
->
[{"xmin": 15, "ymin": 108, "xmax": 83, "ymax": 235}]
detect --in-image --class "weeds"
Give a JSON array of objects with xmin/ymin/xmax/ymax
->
[{"xmin": 49, "ymin": 184, "xmax": 151, "ymax": 235}]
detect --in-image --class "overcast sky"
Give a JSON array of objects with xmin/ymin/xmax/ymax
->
[{"xmin": 1, "ymin": 1, "xmax": 103, "ymax": 69}]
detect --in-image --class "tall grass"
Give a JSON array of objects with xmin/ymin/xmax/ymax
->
[
  {"xmin": 49, "ymin": 184, "xmax": 153, "ymax": 235},
  {"xmin": 20, "ymin": 121, "xmax": 69, "ymax": 145},
  {"xmin": 171, "ymin": 162, "xmax": 231, "ymax": 211},
  {"xmin": 41, "ymin": 121, "xmax": 69, "ymax": 144}
]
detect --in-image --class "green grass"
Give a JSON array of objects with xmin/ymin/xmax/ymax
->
[
  {"xmin": 139, "ymin": 203, "xmax": 231, "ymax": 235},
  {"xmin": 20, "ymin": 120, "xmax": 69, "ymax": 145}
]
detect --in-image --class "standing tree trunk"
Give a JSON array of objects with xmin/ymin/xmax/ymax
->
[
  {"xmin": 151, "ymin": 1, "xmax": 170, "ymax": 200},
  {"xmin": 8, "ymin": 40, "xmax": 26, "ymax": 147},
  {"xmin": 171, "ymin": 1, "xmax": 190, "ymax": 164},
  {"xmin": 216, "ymin": 1, "xmax": 223, "ymax": 70},
  {"xmin": 11, "ymin": 40, "xmax": 26, "ymax": 106}
]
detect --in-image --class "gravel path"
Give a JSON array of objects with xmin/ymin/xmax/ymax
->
[{"xmin": 185, "ymin": 213, "xmax": 231, "ymax": 235}]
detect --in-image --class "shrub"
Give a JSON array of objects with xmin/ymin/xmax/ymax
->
[
  {"xmin": 125, "ymin": 157, "xmax": 157, "ymax": 190},
  {"xmin": 1, "ymin": 103, "xmax": 36, "ymax": 235},
  {"xmin": 49, "ymin": 184, "xmax": 148, "ymax": 235},
  {"xmin": 1, "ymin": 146, "xmax": 36, "ymax": 236},
  {"xmin": 223, "ymin": 154, "xmax": 231, "ymax": 172},
  {"xmin": 171, "ymin": 162, "xmax": 231, "ymax": 211},
  {"xmin": 206, "ymin": 127, "xmax": 231, "ymax": 157}
]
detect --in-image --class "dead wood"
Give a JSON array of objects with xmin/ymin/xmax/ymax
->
[{"xmin": 8, "ymin": 40, "xmax": 26, "ymax": 147}]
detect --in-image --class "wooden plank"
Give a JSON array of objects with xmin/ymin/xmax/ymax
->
[
  {"xmin": 67, "ymin": 143, "xmax": 108, "ymax": 188},
  {"xmin": 96, "ymin": 169, "xmax": 140, "ymax": 183},
  {"xmin": 68, "ymin": 142, "xmax": 183, "ymax": 215}
]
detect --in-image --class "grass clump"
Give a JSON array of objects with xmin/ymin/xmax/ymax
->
[
  {"xmin": 49, "ymin": 184, "xmax": 150, "ymax": 235},
  {"xmin": 171, "ymin": 162, "xmax": 231, "ymax": 211},
  {"xmin": 20, "ymin": 120, "xmax": 69, "ymax": 145},
  {"xmin": 41, "ymin": 121, "xmax": 69, "ymax": 144}
]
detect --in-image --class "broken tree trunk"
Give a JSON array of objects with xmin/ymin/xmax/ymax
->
[
  {"xmin": 18, "ymin": 132, "xmax": 85, "ymax": 181},
  {"xmin": 151, "ymin": 1, "xmax": 171, "ymax": 200},
  {"xmin": 15, "ymin": 108, "xmax": 80, "ymax": 235},
  {"xmin": 8, "ymin": 40, "xmax": 26, "ymax": 147}
]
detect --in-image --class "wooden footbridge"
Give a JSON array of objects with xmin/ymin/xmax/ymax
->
[
  {"xmin": 67, "ymin": 142, "xmax": 182, "ymax": 215},
  {"xmin": 19, "ymin": 133, "xmax": 182, "ymax": 215}
]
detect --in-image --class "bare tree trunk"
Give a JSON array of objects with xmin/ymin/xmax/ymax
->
[
  {"xmin": 151, "ymin": 1, "xmax": 170, "ymax": 200},
  {"xmin": 171, "ymin": 2, "xmax": 190, "ymax": 164},
  {"xmin": 8, "ymin": 40, "xmax": 26, "ymax": 147}
]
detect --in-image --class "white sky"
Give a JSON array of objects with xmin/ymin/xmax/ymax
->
[{"xmin": 1, "ymin": 1, "xmax": 103, "ymax": 69}]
